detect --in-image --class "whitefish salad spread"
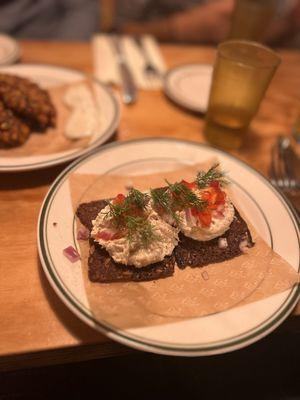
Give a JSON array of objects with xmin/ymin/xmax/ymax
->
[
  {"xmin": 90, "ymin": 164, "xmax": 235, "ymax": 269},
  {"xmin": 91, "ymin": 191, "xmax": 179, "ymax": 268},
  {"xmin": 177, "ymin": 189, "xmax": 234, "ymax": 241}
]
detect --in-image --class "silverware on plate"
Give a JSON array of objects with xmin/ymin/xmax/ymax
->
[
  {"xmin": 111, "ymin": 36, "xmax": 137, "ymax": 105},
  {"xmin": 270, "ymin": 135, "xmax": 300, "ymax": 215}
]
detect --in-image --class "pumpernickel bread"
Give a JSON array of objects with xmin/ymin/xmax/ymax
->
[
  {"xmin": 76, "ymin": 199, "xmax": 254, "ymax": 283},
  {"xmin": 76, "ymin": 199, "xmax": 176, "ymax": 282},
  {"xmin": 174, "ymin": 208, "xmax": 254, "ymax": 269}
]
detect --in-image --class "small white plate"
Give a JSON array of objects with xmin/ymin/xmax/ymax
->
[
  {"xmin": 164, "ymin": 64, "xmax": 213, "ymax": 113},
  {"xmin": 0, "ymin": 64, "xmax": 120, "ymax": 172},
  {"xmin": 38, "ymin": 138, "xmax": 299, "ymax": 356},
  {"xmin": 0, "ymin": 34, "xmax": 20, "ymax": 65}
]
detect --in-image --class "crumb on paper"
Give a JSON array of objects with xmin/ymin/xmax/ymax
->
[
  {"xmin": 202, "ymin": 271, "xmax": 209, "ymax": 281},
  {"xmin": 125, "ymin": 181, "xmax": 134, "ymax": 191}
]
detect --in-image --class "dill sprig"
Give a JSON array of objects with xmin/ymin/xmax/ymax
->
[
  {"xmin": 151, "ymin": 181, "xmax": 207, "ymax": 223},
  {"xmin": 107, "ymin": 188, "xmax": 149, "ymax": 223},
  {"xmin": 166, "ymin": 180, "xmax": 207, "ymax": 211},
  {"xmin": 150, "ymin": 187, "xmax": 181, "ymax": 224},
  {"xmin": 196, "ymin": 163, "xmax": 228, "ymax": 189},
  {"xmin": 107, "ymin": 202, "xmax": 128, "ymax": 223},
  {"xmin": 125, "ymin": 188, "xmax": 149, "ymax": 210},
  {"xmin": 105, "ymin": 189, "xmax": 157, "ymax": 246},
  {"xmin": 125, "ymin": 215, "xmax": 159, "ymax": 246}
]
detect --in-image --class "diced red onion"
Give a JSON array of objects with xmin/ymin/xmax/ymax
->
[
  {"xmin": 202, "ymin": 271, "xmax": 209, "ymax": 280},
  {"xmin": 212, "ymin": 204, "xmax": 225, "ymax": 219},
  {"xmin": 63, "ymin": 246, "xmax": 81, "ymax": 263},
  {"xmin": 77, "ymin": 226, "xmax": 89, "ymax": 240},
  {"xmin": 218, "ymin": 237, "xmax": 228, "ymax": 249},
  {"xmin": 95, "ymin": 228, "xmax": 118, "ymax": 241},
  {"xmin": 185, "ymin": 208, "xmax": 192, "ymax": 224},
  {"xmin": 163, "ymin": 213, "xmax": 176, "ymax": 226},
  {"xmin": 239, "ymin": 240, "xmax": 249, "ymax": 253},
  {"xmin": 217, "ymin": 204, "xmax": 224, "ymax": 212},
  {"xmin": 212, "ymin": 210, "xmax": 224, "ymax": 219},
  {"xmin": 185, "ymin": 208, "xmax": 197, "ymax": 225}
]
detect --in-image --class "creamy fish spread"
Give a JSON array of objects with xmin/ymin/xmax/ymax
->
[
  {"xmin": 178, "ymin": 197, "xmax": 235, "ymax": 241},
  {"xmin": 91, "ymin": 204, "xmax": 179, "ymax": 268}
]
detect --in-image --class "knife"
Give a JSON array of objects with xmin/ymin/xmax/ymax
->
[{"xmin": 111, "ymin": 36, "xmax": 137, "ymax": 105}]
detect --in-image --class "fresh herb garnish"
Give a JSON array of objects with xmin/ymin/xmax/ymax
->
[
  {"xmin": 105, "ymin": 189, "xmax": 157, "ymax": 246},
  {"xmin": 125, "ymin": 188, "xmax": 149, "ymax": 210},
  {"xmin": 196, "ymin": 163, "xmax": 228, "ymax": 188},
  {"xmin": 107, "ymin": 202, "xmax": 128, "ymax": 222},
  {"xmin": 150, "ymin": 181, "xmax": 207, "ymax": 224},
  {"xmin": 107, "ymin": 188, "xmax": 149, "ymax": 223},
  {"xmin": 104, "ymin": 165, "xmax": 227, "ymax": 243},
  {"xmin": 150, "ymin": 187, "xmax": 181, "ymax": 224},
  {"xmin": 125, "ymin": 215, "xmax": 159, "ymax": 246},
  {"xmin": 166, "ymin": 180, "xmax": 207, "ymax": 211}
]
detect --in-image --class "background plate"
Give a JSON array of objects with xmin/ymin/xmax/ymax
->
[
  {"xmin": 164, "ymin": 64, "xmax": 213, "ymax": 113},
  {"xmin": 0, "ymin": 34, "xmax": 20, "ymax": 65},
  {"xmin": 0, "ymin": 64, "xmax": 120, "ymax": 172},
  {"xmin": 38, "ymin": 138, "xmax": 299, "ymax": 356}
]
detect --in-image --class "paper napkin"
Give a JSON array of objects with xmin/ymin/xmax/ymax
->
[{"xmin": 92, "ymin": 34, "xmax": 167, "ymax": 90}]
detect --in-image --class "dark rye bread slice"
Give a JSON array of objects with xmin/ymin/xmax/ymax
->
[
  {"xmin": 76, "ymin": 200, "xmax": 175, "ymax": 283},
  {"xmin": 89, "ymin": 241, "xmax": 175, "ymax": 283},
  {"xmin": 174, "ymin": 208, "xmax": 254, "ymax": 269},
  {"xmin": 76, "ymin": 200, "xmax": 108, "ymax": 232}
]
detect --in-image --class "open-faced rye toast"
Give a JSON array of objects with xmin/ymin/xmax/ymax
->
[{"xmin": 75, "ymin": 165, "xmax": 254, "ymax": 283}]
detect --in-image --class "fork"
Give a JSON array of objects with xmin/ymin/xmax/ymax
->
[
  {"xmin": 270, "ymin": 135, "xmax": 300, "ymax": 214},
  {"xmin": 134, "ymin": 37, "xmax": 161, "ymax": 79}
]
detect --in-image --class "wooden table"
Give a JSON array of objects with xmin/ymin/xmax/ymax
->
[{"xmin": 0, "ymin": 41, "xmax": 299, "ymax": 372}]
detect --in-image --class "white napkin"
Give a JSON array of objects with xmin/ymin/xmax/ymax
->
[{"xmin": 92, "ymin": 34, "xmax": 167, "ymax": 90}]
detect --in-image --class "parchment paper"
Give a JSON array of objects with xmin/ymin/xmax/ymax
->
[{"xmin": 69, "ymin": 162, "xmax": 299, "ymax": 329}]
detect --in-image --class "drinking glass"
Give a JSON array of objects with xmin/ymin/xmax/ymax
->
[
  {"xmin": 204, "ymin": 40, "xmax": 281, "ymax": 149},
  {"xmin": 229, "ymin": 0, "xmax": 277, "ymax": 41}
]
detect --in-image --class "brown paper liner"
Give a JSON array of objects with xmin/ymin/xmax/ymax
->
[
  {"xmin": 69, "ymin": 162, "xmax": 299, "ymax": 330},
  {"xmin": 0, "ymin": 81, "xmax": 92, "ymax": 158}
]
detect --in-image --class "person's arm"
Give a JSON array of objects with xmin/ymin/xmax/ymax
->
[
  {"xmin": 100, "ymin": 0, "xmax": 116, "ymax": 32},
  {"xmin": 264, "ymin": 0, "xmax": 300, "ymax": 46},
  {"xmin": 56, "ymin": 0, "xmax": 100, "ymax": 40},
  {"xmin": 120, "ymin": 0, "xmax": 234, "ymax": 43}
]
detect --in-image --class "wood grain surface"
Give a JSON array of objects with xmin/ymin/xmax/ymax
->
[{"xmin": 0, "ymin": 41, "xmax": 299, "ymax": 371}]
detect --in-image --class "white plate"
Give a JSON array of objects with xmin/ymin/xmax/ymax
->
[
  {"xmin": 164, "ymin": 64, "xmax": 213, "ymax": 113},
  {"xmin": 0, "ymin": 64, "xmax": 120, "ymax": 172},
  {"xmin": 38, "ymin": 138, "xmax": 300, "ymax": 356},
  {"xmin": 0, "ymin": 34, "xmax": 20, "ymax": 65}
]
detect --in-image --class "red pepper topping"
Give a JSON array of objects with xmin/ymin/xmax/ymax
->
[
  {"xmin": 189, "ymin": 182, "xmax": 226, "ymax": 227},
  {"xmin": 181, "ymin": 180, "xmax": 196, "ymax": 190},
  {"xmin": 209, "ymin": 180, "xmax": 220, "ymax": 189},
  {"xmin": 216, "ymin": 190, "xmax": 225, "ymax": 204},
  {"xmin": 191, "ymin": 207, "xmax": 212, "ymax": 227},
  {"xmin": 113, "ymin": 193, "xmax": 126, "ymax": 205},
  {"xmin": 197, "ymin": 210, "xmax": 212, "ymax": 227}
]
